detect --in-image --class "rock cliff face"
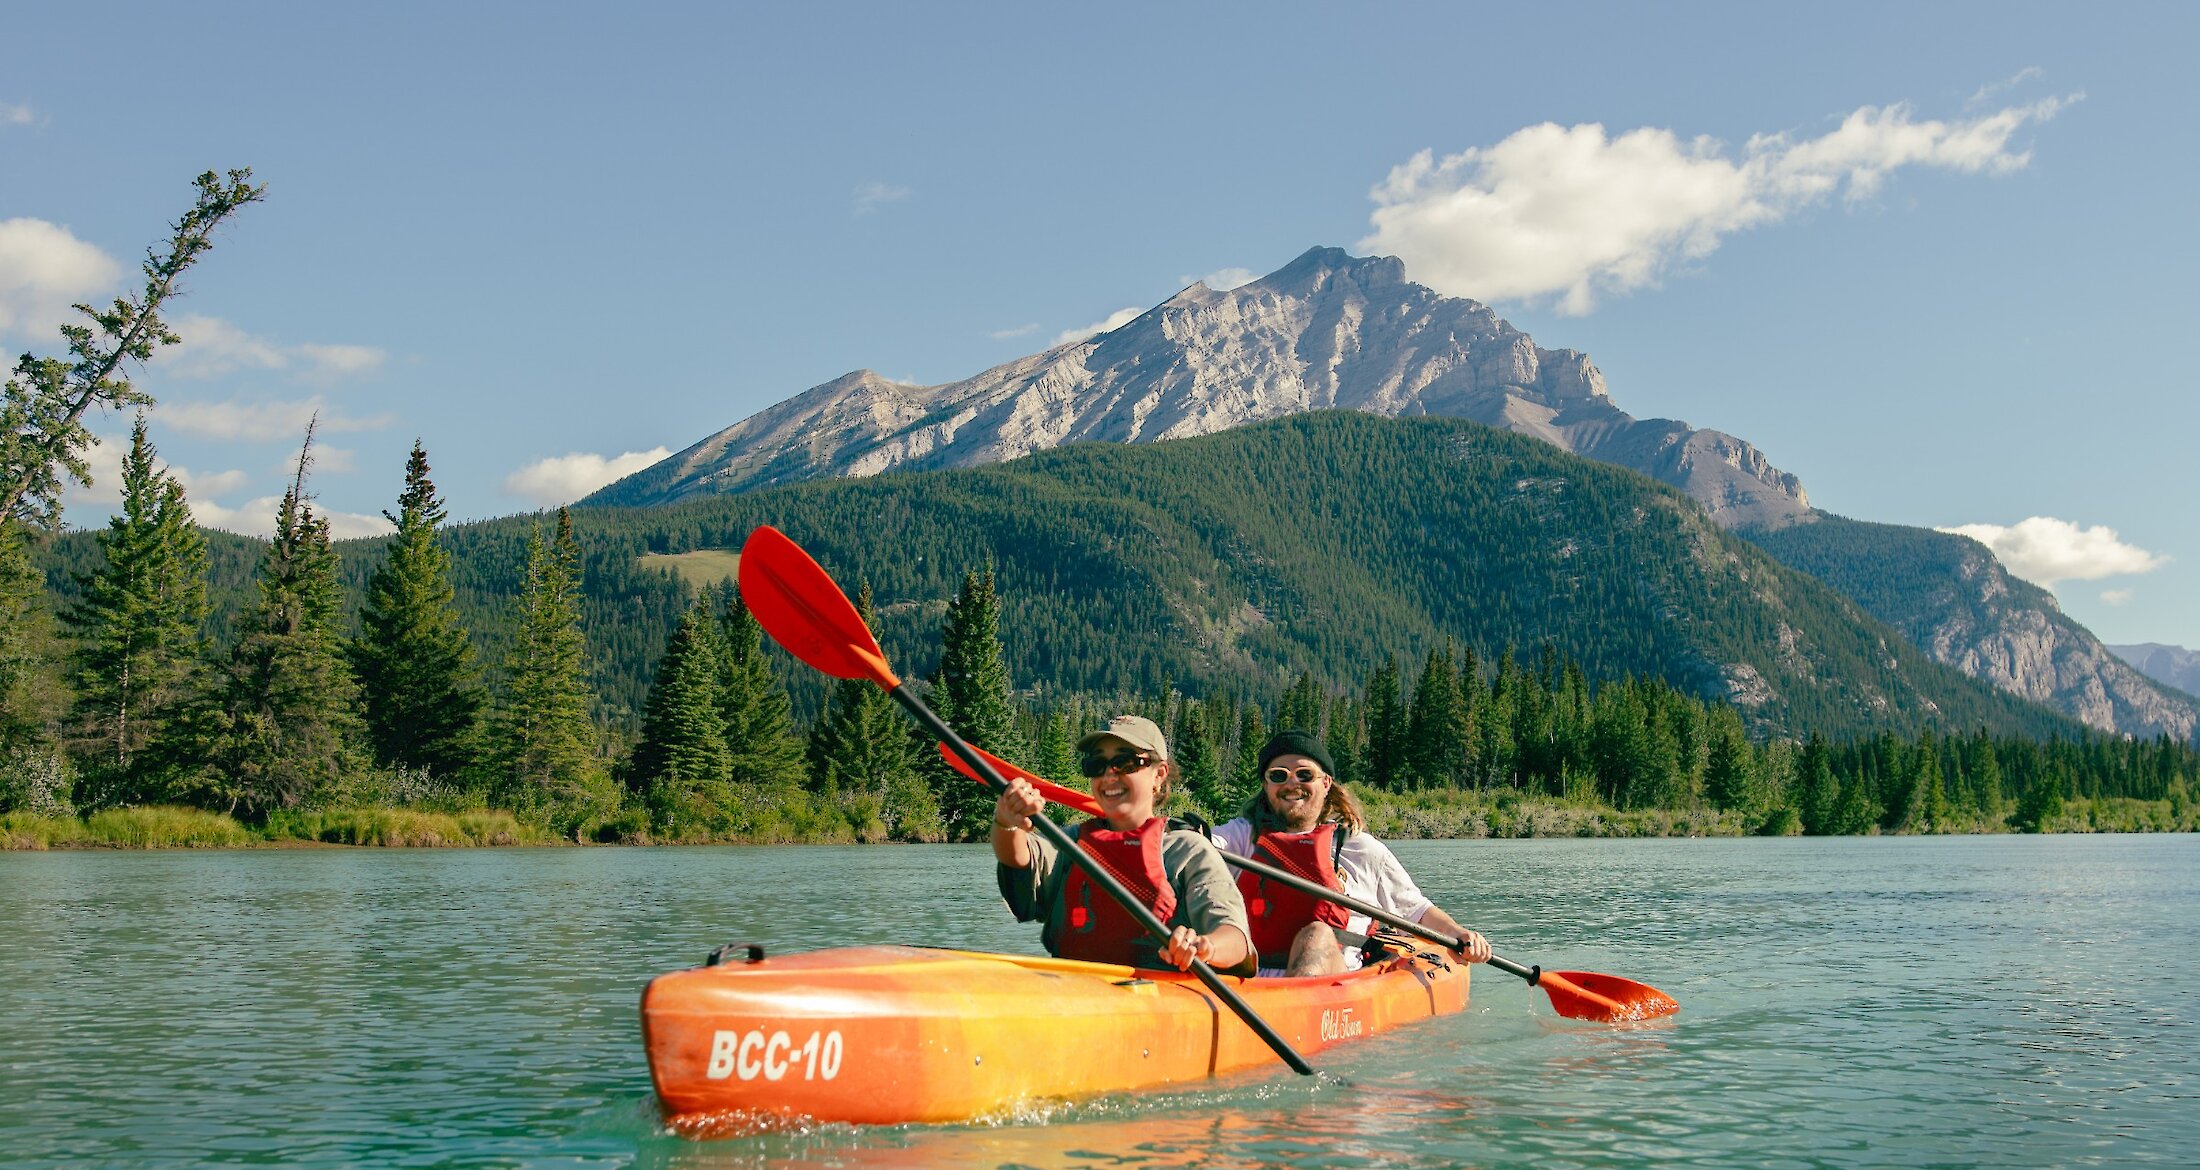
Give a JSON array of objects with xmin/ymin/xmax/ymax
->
[
  {"xmin": 586, "ymin": 248, "xmax": 1812, "ymax": 529},
  {"xmin": 1750, "ymin": 516, "xmax": 2200, "ymax": 744}
]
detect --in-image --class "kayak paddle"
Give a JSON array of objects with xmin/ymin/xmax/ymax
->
[
  {"xmin": 940, "ymin": 742, "xmax": 1680, "ymax": 1024},
  {"xmin": 736, "ymin": 525, "xmax": 1314, "ymax": 1075}
]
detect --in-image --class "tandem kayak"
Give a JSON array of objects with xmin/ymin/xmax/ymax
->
[{"xmin": 641, "ymin": 942, "xmax": 1471, "ymax": 1127}]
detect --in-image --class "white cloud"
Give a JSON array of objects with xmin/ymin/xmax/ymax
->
[
  {"xmin": 154, "ymin": 314, "xmax": 386, "ymax": 383},
  {"xmin": 62, "ymin": 432, "xmax": 252, "ymax": 510},
  {"xmin": 989, "ymin": 323, "xmax": 1040, "ymax": 340},
  {"xmin": 0, "ymin": 217, "xmax": 121, "ymax": 341},
  {"xmin": 1359, "ymin": 93, "xmax": 2078, "ymax": 314},
  {"xmin": 1938, "ymin": 516, "xmax": 2170, "ymax": 588},
  {"xmin": 1970, "ymin": 68, "xmax": 2045, "ymax": 107},
  {"xmin": 853, "ymin": 181, "xmax": 911, "ymax": 215},
  {"xmin": 1051, "ymin": 307, "xmax": 1142, "ymax": 347},
  {"xmin": 273, "ymin": 445, "xmax": 357, "ymax": 475},
  {"xmin": 503, "ymin": 447, "xmax": 671, "ymax": 507},
  {"xmin": 1200, "ymin": 267, "xmax": 1260, "ymax": 291},
  {"xmin": 2101, "ymin": 588, "xmax": 2134, "ymax": 607},
  {"xmin": 189, "ymin": 495, "xmax": 394, "ymax": 540},
  {"xmin": 155, "ymin": 395, "xmax": 394, "ymax": 442},
  {"xmin": 2, "ymin": 103, "xmax": 40, "ymax": 127}
]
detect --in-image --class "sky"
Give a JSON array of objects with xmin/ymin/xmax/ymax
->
[{"xmin": 2, "ymin": 2, "xmax": 2194, "ymax": 649}]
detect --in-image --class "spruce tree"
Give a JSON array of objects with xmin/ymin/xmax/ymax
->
[
  {"xmin": 1172, "ymin": 700, "xmax": 1226, "ymax": 815},
  {"xmin": 1796, "ymin": 734, "xmax": 1838, "ymax": 834},
  {"xmin": 1406, "ymin": 640, "xmax": 1467, "ymax": 789},
  {"xmin": 169, "ymin": 430, "xmax": 362, "ymax": 818},
  {"xmin": 1227, "ymin": 700, "xmax": 1267, "ymax": 808},
  {"xmin": 352, "ymin": 441, "xmax": 482, "ymax": 779},
  {"xmin": 1703, "ymin": 705, "xmax": 1756, "ymax": 812},
  {"xmin": 807, "ymin": 581, "xmax": 938, "ymax": 840},
  {"xmin": 714, "ymin": 582, "xmax": 808, "ymax": 792},
  {"xmin": 1277, "ymin": 671, "xmax": 1324, "ymax": 736},
  {"xmin": 924, "ymin": 567, "xmax": 1028, "ymax": 840},
  {"xmin": 60, "ymin": 418, "xmax": 207, "ymax": 801},
  {"xmin": 633, "ymin": 596, "xmax": 735, "ymax": 836},
  {"xmin": 1363, "ymin": 654, "xmax": 1407, "ymax": 789},
  {"xmin": 490, "ymin": 508, "xmax": 618, "ymax": 836}
]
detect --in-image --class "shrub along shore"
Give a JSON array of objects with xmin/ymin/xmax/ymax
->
[{"xmin": 7, "ymin": 788, "xmax": 2190, "ymax": 851}]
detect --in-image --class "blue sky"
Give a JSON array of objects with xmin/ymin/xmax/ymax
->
[{"xmin": 3, "ymin": 2, "xmax": 2193, "ymax": 650}]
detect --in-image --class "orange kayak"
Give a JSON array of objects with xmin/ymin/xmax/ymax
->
[{"xmin": 641, "ymin": 943, "xmax": 1470, "ymax": 1128}]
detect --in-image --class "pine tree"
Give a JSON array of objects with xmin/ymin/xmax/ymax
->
[
  {"xmin": 714, "ymin": 582, "xmax": 808, "ymax": 792},
  {"xmin": 351, "ymin": 441, "xmax": 483, "ymax": 779},
  {"xmin": 1900, "ymin": 729, "xmax": 1950, "ymax": 832},
  {"xmin": 1227, "ymin": 700, "xmax": 1267, "ymax": 808},
  {"xmin": 1277, "ymin": 671, "xmax": 1324, "ymax": 736},
  {"xmin": 632, "ymin": 596, "xmax": 734, "ymax": 836},
  {"xmin": 924, "ymin": 567, "xmax": 1028, "ymax": 840},
  {"xmin": 167, "ymin": 428, "xmax": 363, "ymax": 818},
  {"xmin": 490, "ymin": 508, "xmax": 618, "ymax": 836},
  {"xmin": 60, "ymin": 418, "xmax": 207, "ymax": 801},
  {"xmin": 0, "ymin": 523, "xmax": 63, "ymax": 789},
  {"xmin": 1702, "ymin": 705, "xmax": 1756, "ymax": 812},
  {"xmin": 808, "ymin": 581, "xmax": 939, "ymax": 840},
  {"xmin": 1796, "ymin": 734, "xmax": 1838, "ymax": 834},
  {"xmin": 1031, "ymin": 701, "xmax": 1080, "ymax": 786},
  {"xmin": 1326, "ymin": 692, "xmax": 1366, "ymax": 784},
  {"xmin": 1363, "ymin": 654, "xmax": 1407, "ymax": 789}
]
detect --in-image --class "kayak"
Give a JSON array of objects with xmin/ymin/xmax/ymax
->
[{"xmin": 642, "ymin": 942, "xmax": 1471, "ymax": 1127}]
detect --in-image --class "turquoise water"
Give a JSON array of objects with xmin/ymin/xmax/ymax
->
[{"xmin": 3, "ymin": 836, "xmax": 2193, "ymax": 1168}]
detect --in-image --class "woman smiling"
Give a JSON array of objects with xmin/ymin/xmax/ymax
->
[{"xmin": 993, "ymin": 715, "xmax": 1255, "ymax": 976}]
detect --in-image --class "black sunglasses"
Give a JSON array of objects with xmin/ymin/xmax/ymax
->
[
  {"xmin": 1264, "ymin": 766, "xmax": 1325, "ymax": 785},
  {"xmin": 1080, "ymin": 752, "xmax": 1155, "ymax": 778}
]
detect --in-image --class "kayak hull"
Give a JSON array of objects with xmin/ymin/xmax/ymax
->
[{"xmin": 641, "ymin": 944, "xmax": 1469, "ymax": 1127}]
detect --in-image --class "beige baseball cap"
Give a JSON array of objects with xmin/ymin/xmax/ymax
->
[{"xmin": 1074, "ymin": 714, "xmax": 1170, "ymax": 761}]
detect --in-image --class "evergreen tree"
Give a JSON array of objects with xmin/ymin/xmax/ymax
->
[
  {"xmin": 1326, "ymin": 692, "xmax": 1366, "ymax": 784},
  {"xmin": 1406, "ymin": 640, "xmax": 1467, "ymax": 789},
  {"xmin": 1363, "ymin": 654, "xmax": 1407, "ymax": 789},
  {"xmin": 0, "ymin": 524, "xmax": 65, "ymax": 801},
  {"xmin": 1702, "ymin": 705, "xmax": 1756, "ymax": 812},
  {"xmin": 490, "ymin": 508, "xmax": 618, "ymax": 836},
  {"xmin": 1031, "ymin": 701, "xmax": 1080, "ymax": 787},
  {"xmin": 351, "ymin": 441, "xmax": 483, "ymax": 779},
  {"xmin": 1796, "ymin": 734, "xmax": 1838, "ymax": 834},
  {"xmin": 714, "ymin": 582, "xmax": 808, "ymax": 791},
  {"xmin": 807, "ymin": 581, "xmax": 940, "ymax": 840},
  {"xmin": 59, "ymin": 418, "xmax": 206, "ymax": 801},
  {"xmin": 1967, "ymin": 730, "xmax": 2005, "ymax": 820},
  {"xmin": 1227, "ymin": 700, "xmax": 1267, "ymax": 809},
  {"xmin": 1173, "ymin": 700, "xmax": 1226, "ymax": 815},
  {"xmin": 1900, "ymin": 729, "xmax": 1950, "ymax": 832},
  {"xmin": 166, "ymin": 430, "xmax": 362, "ymax": 818},
  {"xmin": 924, "ymin": 567, "xmax": 1029, "ymax": 840},
  {"xmin": 633, "ymin": 596, "xmax": 734, "ymax": 835},
  {"xmin": 1277, "ymin": 671, "xmax": 1324, "ymax": 736}
]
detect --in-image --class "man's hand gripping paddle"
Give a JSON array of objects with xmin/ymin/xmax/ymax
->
[
  {"xmin": 939, "ymin": 742, "xmax": 1680, "ymax": 1024},
  {"xmin": 736, "ymin": 525, "xmax": 1313, "ymax": 1074}
]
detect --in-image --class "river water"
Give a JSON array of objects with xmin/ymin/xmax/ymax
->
[{"xmin": 2, "ymin": 836, "xmax": 2193, "ymax": 1168}]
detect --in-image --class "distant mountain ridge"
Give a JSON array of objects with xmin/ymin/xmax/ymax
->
[
  {"xmin": 585, "ymin": 247, "xmax": 1813, "ymax": 530},
  {"xmin": 1750, "ymin": 517, "xmax": 2199, "ymax": 743},
  {"xmin": 2110, "ymin": 643, "xmax": 2200, "ymax": 699}
]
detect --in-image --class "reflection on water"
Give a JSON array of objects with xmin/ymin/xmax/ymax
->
[{"xmin": 3, "ymin": 837, "xmax": 2196, "ymax": 1169}]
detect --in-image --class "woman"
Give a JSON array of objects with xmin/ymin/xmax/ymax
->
[
  {"xmin": 994, "ymin": 714, "xmax": 1255, "ymax": 976},
  {"xmin": 1215, "ymin": 729, "xmax": 1492, "ymax": 977}
]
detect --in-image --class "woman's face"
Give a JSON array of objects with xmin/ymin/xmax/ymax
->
[
  {"xmin": 1083, "ymin": 739, "xmax": 1169, "ymax": 829},
  {"xmin": 1261, "ymin": 752, "xmax": 1332, "ymax": 831}
]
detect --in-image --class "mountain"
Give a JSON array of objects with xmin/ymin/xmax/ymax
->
[
  {"xmin": 584, "ymin": 247, "xmax": 1812, "ymax": 531},
  {"xmin": 1749, "ymin": 516, "xmax": 2199, "ymax": 743},
  {"xmin": 2109, "ymin": 643, "xmax": 2200, "ymax": 699}
]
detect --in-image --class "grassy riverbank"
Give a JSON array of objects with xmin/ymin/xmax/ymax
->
[{"xmin": 5, "ymin": 790, "xmax": 2192, "ymax": 849}]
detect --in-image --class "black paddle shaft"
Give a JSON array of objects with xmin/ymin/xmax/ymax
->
[
  {"xmin": 1218, "ymin": 848, "xmax": 1544, "ymax": 987},
  {"xmin": 888, "ymin": 685, "xmax": 1315, "ymax": 1076}
]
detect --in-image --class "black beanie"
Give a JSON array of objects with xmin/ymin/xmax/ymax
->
[{"xmin": 1256, "ymin": 729, "xmax": 1334, "ymax": 778}]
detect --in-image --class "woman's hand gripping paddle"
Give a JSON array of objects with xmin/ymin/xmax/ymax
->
[
  {"xmin": 941, "ymin": 742, "xmax": 1680, "ymax": 1025},
  {"xmin": 736, "ymin": 526, "xmax": 1314, "ymax": 1075}
]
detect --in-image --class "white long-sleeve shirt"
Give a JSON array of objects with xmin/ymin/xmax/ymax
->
[{"xmin": 1212, "ymin": 817, "xmax": 1436, "ymax": 972}]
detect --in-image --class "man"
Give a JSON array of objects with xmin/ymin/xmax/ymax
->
[{"xmin": 1214, "ymin": 729, "xmax": 1492, "ymax": 977}]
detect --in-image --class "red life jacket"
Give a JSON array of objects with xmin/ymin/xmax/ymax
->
[
  {"xmin": 1236, "ymin": 823, "xmax": 1353, "ymax": 969},
  {"xmin": 1055, "ymin": 817, "xmax": 1177, "ymax": 968}
]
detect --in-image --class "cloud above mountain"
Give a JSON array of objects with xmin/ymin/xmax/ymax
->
[
  {"xmin": 505, "ymin": 447, "xmax": 672, "ymax": 506},
  {"xmin": 1940, "ymin": 516, "xmax": 2168, "ymax": 587},
  {"xmin": 1360, "ymin": 93, "xmax": 2077, "ymax": 314},
  {"xmin": 1051, "ymin": 307, "xmax": 1141, "ymax": 346}
]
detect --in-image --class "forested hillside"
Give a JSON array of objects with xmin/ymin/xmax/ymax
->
[{"xmin": 47, "ymin": 412, "xmax": 2072, "ymax": 742}]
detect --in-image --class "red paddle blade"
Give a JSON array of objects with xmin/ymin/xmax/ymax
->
[
  {"xmin": 736, "ymin": 526, "xmax": 899, "ymax": 688},
  {"xmin": 938, "ymin": 743, "xmax": 1102, "ymax": 816},
  {"xmin": 1538, "ymin": 970, "xmax": 1680, "ymax": 1023}
]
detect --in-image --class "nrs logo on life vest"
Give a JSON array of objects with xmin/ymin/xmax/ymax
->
[
  {"xmin": 1320, "ymin": 1008, "xmax": 1362, "ymax": 1041},
  {"xmin": 704, "ymin": 1028, "xmax": 844, "ymax": 1081}
]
